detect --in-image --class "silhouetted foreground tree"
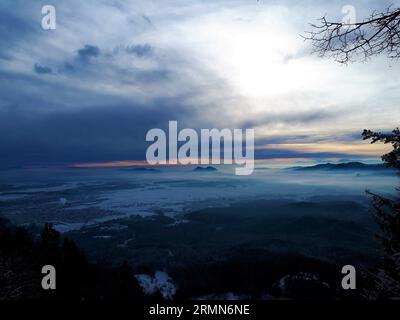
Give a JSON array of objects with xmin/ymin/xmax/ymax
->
[
  {"xmin": 305, "ymin": 7, "xmax": 400, "ymax": 63},
  {"xmin": 362, "ymin": 128, "xmax": 400, "ymax": 298},
  {"xmin": 363, "ymin": 129, "xmax": 400, "ymax": 169},
  {"xmin": 306, "ymin": 4, "xmax": 400, "ymax": 298},
  {"xmin": 0, "ymin": 220, "xmax": 149, "ymax": 300}
]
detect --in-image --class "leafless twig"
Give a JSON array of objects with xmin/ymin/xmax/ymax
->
[{"xmin": 304, "ymin": 7, "xmax": 400, "ymax": 64}]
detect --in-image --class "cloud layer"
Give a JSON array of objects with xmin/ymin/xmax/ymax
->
[{"xmin": 0, "ymin": 0, "xmax": 399, "ymax": 166}]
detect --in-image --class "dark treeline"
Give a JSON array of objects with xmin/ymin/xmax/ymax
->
[
  {"xmin": 0, "ymin": 218, "xmax": 160, "ymax": 300},
  {"xmin": 0, "ymin": 216, "xmax": 370, "ymax": 300}
]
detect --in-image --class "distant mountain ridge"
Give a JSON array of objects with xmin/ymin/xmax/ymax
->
[
  {"xmin": 193, "ymin": 166, "xmax": 218, "ymax": 172},
  {"xmin": 291, "ymin": 162, "xmax": 391, "ymax": 171}
]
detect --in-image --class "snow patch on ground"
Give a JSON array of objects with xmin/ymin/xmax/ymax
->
[
  {"xmin": 135, "ymin": 271, "xmax": 176, "ymax": 300},
  {"xmin": 53, "ymin": 222, "xmax": 85, "ymax": 233},
  {"xmin": 92, "ymin": 235, "xmax": 112, "ymax": 239}
]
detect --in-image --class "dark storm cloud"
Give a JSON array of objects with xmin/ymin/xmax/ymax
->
[
  {"xmin": 125, "ymin": 44, "xmax": 153, "ymax": 57},
  {"xmin": 34, "ymin": 63, "xmax": 53, "ymax": 74},
  {"xmin": 0, "ymin": 99, "xmax": 194, "ymax": 166},
  {"xmin": 58, "ymin": 43, "xmax": 158, "ymax": 78},
  {"xmin": 111, "ymin": 43, "xmax": 154, "ymax": 59},
  {"xmin": 77, "ymin": 45, "xmax": 100, "ymax": 61},
  {"xmin": 56, "ymin": 45, "xmax": 101, "ymax": 74}
]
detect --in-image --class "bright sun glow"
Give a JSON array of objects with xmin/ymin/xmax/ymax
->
[
  {"xmin": 230, "ymin": 35, "xmax": 298, "ymax": 97},
  {"xmin": 183, "ymin": 10, "xmax": 320, "ymax": 99}
]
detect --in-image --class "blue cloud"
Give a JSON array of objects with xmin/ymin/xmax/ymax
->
[
  {"xmin": 0, "ymin": 98, "xmax": 195, "ymax": 166},
  {"xmin": 125, "ymin": 44, "xmax": 153, "ymax": 57},
  {"xmin": 77, "ymin": 45, "xmax": 100, "ymax": 61},
  {"xmin": 34, "ymin": 63, "xmax": 53, "ymax": 74}
]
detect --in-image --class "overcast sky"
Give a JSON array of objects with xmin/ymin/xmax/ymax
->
[{"xmin": 0, "ymin": 0, "xmax": 399, "ymax": 166}]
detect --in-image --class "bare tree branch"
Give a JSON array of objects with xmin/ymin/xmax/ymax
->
[{"xmin": 304, "ymin": 7, "xmax": 400, "ymax": 64}]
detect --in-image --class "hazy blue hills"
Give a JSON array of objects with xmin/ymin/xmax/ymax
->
[
  {"xmin": 193, "ymin": 166, "xmax": 218, "ymax": 172},
  {"xmin": 290, "ymin": 162, "xmax": 392, "ymax": 171}
]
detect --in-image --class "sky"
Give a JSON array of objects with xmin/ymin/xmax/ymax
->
[{"xmin": 0, "ymin": 0, "xmax": 399, "ymax": 167}]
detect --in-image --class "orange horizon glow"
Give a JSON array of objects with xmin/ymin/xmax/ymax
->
[{"xmin": 72, "ymin": 161, "xmax": 160, "ymax": 168}]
